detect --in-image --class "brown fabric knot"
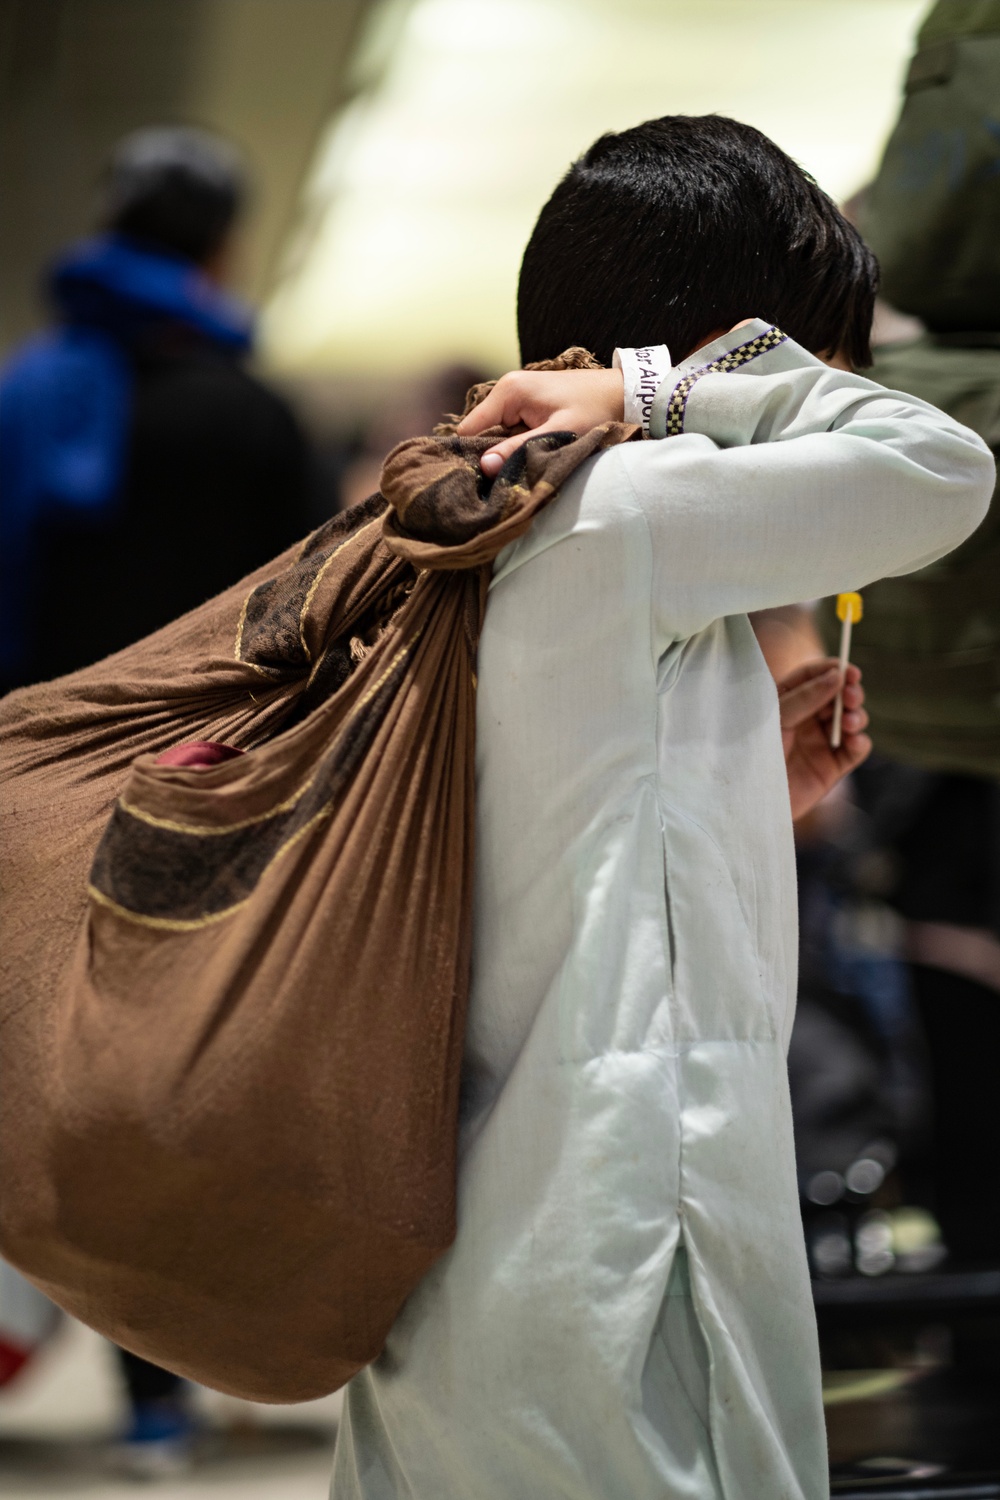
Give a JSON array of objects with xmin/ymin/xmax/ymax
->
[{"xmin": 379, "ymin": 349, "xmax": 641, "ymax": 572}]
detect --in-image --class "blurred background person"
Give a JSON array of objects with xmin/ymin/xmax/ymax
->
[
  {"xmin": 818, "ymin": 0, "xmax": 1000, "ymax": 1283},
  {"xmin": 0, "ymin": 125, "xmax": 319, "ymax": 697}
]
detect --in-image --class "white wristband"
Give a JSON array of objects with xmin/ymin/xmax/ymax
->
[{"xmin": 613, "ymin": 344, "xmax": 672, "ymax": 433}]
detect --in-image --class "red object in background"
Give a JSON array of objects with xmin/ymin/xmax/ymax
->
[
  {"xmin": 156, "ymin": 742, "xmax": 244, "ymax": 769},
  {"xmin": 0, "ymin": 1337, "xmax": 30, "ymax": 1386}
]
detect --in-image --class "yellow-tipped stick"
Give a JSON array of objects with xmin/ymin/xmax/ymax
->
[{"xmin": 831, "ymin": 592, "xmax": 863, "ymax": 749}]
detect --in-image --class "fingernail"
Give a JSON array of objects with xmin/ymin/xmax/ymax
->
[{"xmin": 481, "ymin": 452, "xmax": 503, "ymax": 475}]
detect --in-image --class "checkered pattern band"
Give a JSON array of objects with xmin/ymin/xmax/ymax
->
[{"xmin": 663, "ymin": 326, "xmax": 788, "ymax": 437}]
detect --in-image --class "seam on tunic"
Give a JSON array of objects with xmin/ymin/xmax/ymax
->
[
  {"xmin": 635, "ymin": 474, "xmax": 681, "ymax": 1012},
  {"xmin": 658, "ymin": 797, "xmax": 764, "ymax": 960},
  {"xmin": 610, "ymin": 445, "xmax": 671, "ymax": 676},
  {"xmin": 666, "ymin": 1237, "xmax": 728, "ymax": 1497},
  {"xmin": 673, "ymin": 1229, "xmax": 731, "ymax": 1497},
  {"xmin": 657, "ymin": 795, "xmax": 777, "ymax": 1045}
]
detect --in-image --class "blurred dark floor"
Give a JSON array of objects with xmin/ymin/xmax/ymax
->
[
  {"xmin": 819, "ymin": 1265, "xmax": 1000, "ymax": 1497},
  {"xmin": 829, "ymin": 1367, "xmax": 1000, "ymax": 1495}
]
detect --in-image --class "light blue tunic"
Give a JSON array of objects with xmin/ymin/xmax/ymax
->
[{"xmin": 332, "ymin": 324, "xmax": 992, "ymax": 1499}]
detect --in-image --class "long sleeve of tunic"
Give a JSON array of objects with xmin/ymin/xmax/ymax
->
[{"xmin": 332, "ymin": 324, "xmax": 993, "ymax": 1500}]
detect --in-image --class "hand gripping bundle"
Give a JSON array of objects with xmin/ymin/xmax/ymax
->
[{"xmin": 0, "ymin": 354, "xmax": 637, "ymax": 1402}]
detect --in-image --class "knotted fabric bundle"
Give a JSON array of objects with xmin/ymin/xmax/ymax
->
[{"xmin": 0, "ymin": 351, "xmax": 638, "ymax": 1401}]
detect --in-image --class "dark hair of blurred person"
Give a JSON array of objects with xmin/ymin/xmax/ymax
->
[
  {"xmin": 0, "ymin": 126, "xmax": 320, "ymax": 696},
  {"xmin": 517, "ymin": 114, "xmax": 878, "ymax": 370},
  {"xmin": 100, "ymin": 125, "xmax": 245, "ymax": 265}
]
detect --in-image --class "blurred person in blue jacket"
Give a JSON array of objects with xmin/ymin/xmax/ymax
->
[
  {"xmin": 0, "ymin": 125, "xmax": 317, "ymax": 697},
  {"xmin": 0, "ymin": 125, "xmax": 320, "ymax": 1473}
]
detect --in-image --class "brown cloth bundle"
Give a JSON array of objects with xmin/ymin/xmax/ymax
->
[{"xmin": 0, "ymin": 353, "xmax": 637, "ymax": 1402}]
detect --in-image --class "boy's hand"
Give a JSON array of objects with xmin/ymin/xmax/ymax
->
[
  {"xmin": 459, "ymin": 321, "xmax": 760, "ymax": 475},
  {"xmin": 456, "ymin": 369, "xmax": 625, "ymax": 476},
  {"xmin": 778, "ymin": 658, "xmax": 871, "ymax": 821}
]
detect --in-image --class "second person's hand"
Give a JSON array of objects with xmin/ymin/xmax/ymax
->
[{"xmin": 778, "ymin": 658, "xmax": 871, "ymax": 820}]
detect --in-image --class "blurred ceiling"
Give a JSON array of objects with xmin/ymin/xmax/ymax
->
[
  {"xmin": 261, "ymin": 0, "xmax": 928, "ymax": 376},
  {"xmin": 0, "ymin": 0, "xmax": 371, "ymax": 353}
]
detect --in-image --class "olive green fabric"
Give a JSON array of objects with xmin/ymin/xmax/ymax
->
[
  {"xmin": 862, "ymin": 2, "xmax": 1000, "ymax": 331},
  {"xmin": 818, "ymin": 334, "xmax": 1000, "ymax": 775},
  {"xmin": 817, "ymin": 0, "xmax": 1000, "ymax": 775},
  {"xmin": 919, "ymin": 0, "xmax": 1000, "ymax": 46}
]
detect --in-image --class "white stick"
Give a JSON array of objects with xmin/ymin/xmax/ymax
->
[{"xmin": 830, "ymin": 614, "xmax": 853, "ymax": 750}]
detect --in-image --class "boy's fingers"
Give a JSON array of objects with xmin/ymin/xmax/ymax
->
[
  {"xmin": 839, "ymin": 707, "xmax": 869, "ymax": 735},
  {"xmin": 480, "ymin": 429, "xmax": 536, "ymax": 471},
  {"xmin": 779, "ymin": 657, "xmax": 861, "ymax": 691},
  {"xmin": 458, "ymin": 372, "xmax": 543, "ymax": 435},
  {"xmin": 816, "ymin": 685, "xmax": 865, "ymax": 723},
  {"xmin": 777, "ymin": 657, "xmax": 866, "ymax": 733},
  {"xmin": 456, "ymin": 382, "xmax": 511, "ymax": 436},
  {"xmin": 838, "ymin": 731, "xmax": 873, "ymax": 770},
  {"xmin": 480, "ymin": 420, "xmax": 575, "ymax": 475},
  {"xmin": 480, "ymin": 433, "xmax": 533, "ymax": 475},
  {"xmin": 778, "ymin": 664, "xmax": 840, "ymax": 729},
  {"xmin": 777, "ymin": 656, "xmax": 840, "ymax": 693}
]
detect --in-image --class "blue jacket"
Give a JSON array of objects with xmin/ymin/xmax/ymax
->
[{"xmin": 0, "ymin": 235, "xmax": 252, "ymax": 684}]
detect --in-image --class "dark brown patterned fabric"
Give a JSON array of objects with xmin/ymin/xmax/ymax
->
[{"xmin": 0, "ymin": 364, "xmax": 638, "ymax": 1403}]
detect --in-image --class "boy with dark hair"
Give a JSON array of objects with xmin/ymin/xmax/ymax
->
[
  {"xmin": 331, "ymin": 116, "xmax": 992, "ymax": 1500},
  {"xmin": 517, "ymin": 114, "xmax": 877, "ymax": 372}
]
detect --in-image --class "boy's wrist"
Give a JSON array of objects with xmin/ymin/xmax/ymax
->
[{"xmin": 613, "ymin": 345, "xmax": 673, "ymax": 433}]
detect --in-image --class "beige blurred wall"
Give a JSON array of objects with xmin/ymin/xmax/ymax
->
[
  {"xmin": 261, "ymin": 0, "xmax": 927, "ymax": 377},
  {"xmin": 0, "ymin": 0, "xmax": 372, "ymax": 355}
]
